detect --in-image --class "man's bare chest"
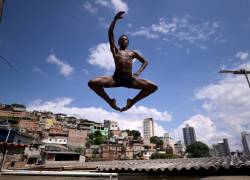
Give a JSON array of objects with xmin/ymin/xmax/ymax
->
[{"xmin": 114, "ymin": 50, "xmax": 133, "ymax": 62}]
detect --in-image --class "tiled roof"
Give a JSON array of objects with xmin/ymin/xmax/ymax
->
[{"xmin": 94, "ymin": 156, "xmax": 250, "ymax": 175}]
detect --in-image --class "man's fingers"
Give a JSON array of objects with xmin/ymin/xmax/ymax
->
[
  {"xmin": 118, "ymin": 11, "xmax": 125, "ymax": 14},
  {"xmin": 116, "ymin": 11, "xmax": 125, "ymax": 18}
]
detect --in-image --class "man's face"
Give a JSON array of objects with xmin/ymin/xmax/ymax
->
[{"xmin": 119, "ymin": 36, "xmax": 129, "ymax": 47}]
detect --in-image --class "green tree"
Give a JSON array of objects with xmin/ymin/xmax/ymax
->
[
  {"xmin": 150, "ymin": 136, "xmax": 163, "ymax": 148},
  {"xmin": 185, "ymin": 141, "xmax": 210, "ymax": 158},
  {"xmin": 125, "ymin": 129, "xmax": 141, "ymax": 139},
  {"xmin": 94, "ymin": 130, "xmax": 102, "ymax": 137},
  {"xmin": 94, "ymin": 136, "xmax": 105, "ymax": 145},
  {"xmin": 131, "ymin": 130, "xmax": 141, "ymax": 139},
  {"xmin": 150, "ymin": 152, "xmax": 179, "ymax": 159},
  {"xmin": 88, "ymin": 130, "xmax": 106, "ymax": 145}
]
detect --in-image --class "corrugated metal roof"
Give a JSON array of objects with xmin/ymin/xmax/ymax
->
[{"xmin": 93, "ymin": 156, "xmax": 250, "ymax": 175}]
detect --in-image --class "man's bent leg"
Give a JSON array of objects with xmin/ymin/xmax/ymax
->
[
  {"xmin": 121, "ymin": 79, "xmax": 158, "ymax": 111},
  {"xmin": 88, "ymin": 76, "xmax": 121, "ymax": 111}
]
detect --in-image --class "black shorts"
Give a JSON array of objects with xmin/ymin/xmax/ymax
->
[{"xmin": 113, "ymin": 71, "xmax": 135, "ymax": 88}]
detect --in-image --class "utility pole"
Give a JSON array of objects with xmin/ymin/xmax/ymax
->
[
  {"xmin": 0, "ymin": 0, "xmax": 4, "ymax": 23},
  {"xmin": 1, "ymin": 128, "xmax": 13, "ymax": 171}
]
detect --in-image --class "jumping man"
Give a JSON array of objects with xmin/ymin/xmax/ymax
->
[{"xmin": 88, "ymin": 11, "xmax": 158, "ymax": 112}]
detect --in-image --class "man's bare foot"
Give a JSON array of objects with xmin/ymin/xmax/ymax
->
[
  {"xmin": 121, "ymin": 98, "xmax": 134, "ymax": 111},
  {"xmin": 108, "ymin": 99, "xmax": 121, "ymax": 111}
]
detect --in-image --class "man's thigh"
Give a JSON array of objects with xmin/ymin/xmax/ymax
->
[
  {"xmin": 92, "ymin": 76, "xmax": 118, "ymax": 88},
  {"xmin": 130, "ymin": 78, "xmax": 155, "ymax": 89}
]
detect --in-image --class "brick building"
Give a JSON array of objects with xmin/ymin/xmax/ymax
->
[{"xmin": 67, "ymin": 129, "xmax": 88, "ymax": 148}]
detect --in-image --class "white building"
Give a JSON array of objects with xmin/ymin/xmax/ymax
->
[
  {"xmin": 163, "ymin": 132, "xmax": 175, "ymax": 149},
  {"xmin": 143, "ymin": 118, "xmax": 154, "ymax": 144},
  {"xmin": 174, "ymin": 140, "xmax": 185, "ymax": 156},
  {"xmin": 241, "ymin": 131, "xmax": 250, "ymax": 155}
]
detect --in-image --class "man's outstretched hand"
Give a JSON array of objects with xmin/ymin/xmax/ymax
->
[{"xmin": 114, "ymin": 11, "xmax": 125, "ymax": 20}]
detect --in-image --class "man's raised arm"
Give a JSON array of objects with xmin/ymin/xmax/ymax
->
[{"xmin": 108, "ymin": 11, "xmax": 125, "ymax": 54}]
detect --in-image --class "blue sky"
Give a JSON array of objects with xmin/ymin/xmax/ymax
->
[{"xmin": 1, "ymin": 0, "xmax": 250, "ymax": 150}]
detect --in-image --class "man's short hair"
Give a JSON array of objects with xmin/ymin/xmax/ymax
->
[{"xmin": 118, "ymin": 35, "xmax": 129, "ymax": 45}]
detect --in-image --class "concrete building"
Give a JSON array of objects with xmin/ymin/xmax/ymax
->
[
  {"xmin": 18, "ymin": 120, "xmax": 39, "ymax": 133},
  {"xmin": 143, "ymin": 143, "xmax": 156, "ymax": 160},
  {"xmin": 77, "ymin": 119, "xmax": 102, "ymax": 131},
  {"xmin": 104, "ymin": 120, "xmax": 119, "ymax": 131},
  {"xmin": 49, "ymin": 124, "xmax": 69, "ymax": 136},
  {"xmin": 0, "ymin": 128, "xmax": 34, "ymax": 145},
  {"xmin": 42, "ymin": 135, "xmax": 68, "ymax": 145},
  {"xmin": 90, "ymin": 125, "xmax": 108, "ymax": 136},
  {"xmin": 143, "ymin": 118, "xmax": 154, "ymax": 144},
  {"xmin": 162, "ymin": 132, "xmax": 175, "ymax": 150},
  {"xmin": 11, "ymin": 104, "xmax": 26, "ymax": 112},
  {"xmin": 241, "ymin": 131, "xmax": 250, "ymax": 155},
  {"xmin": 213, "ymin": 138, "xmax": 231, "ymax": 157},
  {"xmin": 42, "ymin": 151, "xmax": 84, "ymax": 164},
  {"xmin": 174, "ymin": 140, "xmax": 185, "ymax": 157},
  {"xmin": 0, "ymin": 142, "xmax": 29, "ymax": 169},
  {"xmin": 182, "ymin": 124, "xmax": 196, "ymax": 147},
  {"xmin": 101, "ymin": 144, "xmax": 123, "ymax": 160}
]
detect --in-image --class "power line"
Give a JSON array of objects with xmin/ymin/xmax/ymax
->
[{"xmin": 0, "ymin": 55, "xmax": 18, "ymax": 72}]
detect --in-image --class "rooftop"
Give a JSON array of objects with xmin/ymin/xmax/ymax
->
[{"xmin": 93, "ymin": 156, "xmax": 250, "ymax": 175}]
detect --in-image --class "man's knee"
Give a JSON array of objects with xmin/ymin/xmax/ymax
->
[
  {"xmin": 152, "ymin": 84, "xmax": 158, "ymax": 92},
  {"xmin": 88, "ymin": 79, "xmax": 98, "ymax": 89},
  {"xmin": 148, "ymin": 83, "xmax": 158, "ymax": 92}
]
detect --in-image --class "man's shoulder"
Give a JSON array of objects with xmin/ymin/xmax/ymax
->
[{"xmin": 126, "ymin": 49, "xmax": 137, "ymax": 55}]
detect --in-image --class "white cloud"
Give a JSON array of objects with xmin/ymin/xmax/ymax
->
[
  {"xmin": 96, "ymin": 0, "xmax": 128, "ymax": 12},
  {"xmin": 128, "ymin": 26, "xmax": 159, "ymax": 39},
  {"xmin": 154, "ymin": 123, "xmax": 167, "ymax": 137},
  {"xmin": 47, "ymin": 54, "xmax": 74, "ymax": 77},
  {"xmin": 32, "ymin": 67, "xmax": 47, "ymax": 77},
  {"xmin": 27, "ymin": 97, "xmax": 171, "ymax": 137},
  {"xmin": 32, "ymin": 67, "xmax": 44, "ymax": 73},
  {"xmin": 111, "ymin": 0, "xmax": 128, "ymax": 12},
  {"xmin": 83, "ymin": 1, "xmax": 98, "ymax": 14},
  {"xmin": 82, "ymin": 69, "xmax": 90, "ymax": 76},
  {"xmin": 128, "ymin": 16, "xmax": 223, "ymax": 48},
  {"xmin": 87, "ymin": 42, "xmax": 114, "ymax": 72},
  {"xmin": 193, "ymin": 60, "xmax": 250, "ymax": 150},
  {"xmin": 172, "ymin": 114, "xmax": 231, "ymax": 147},
  {"xmin": 236, "ymin": 51, "xmax": 249, "ymax": 60}
]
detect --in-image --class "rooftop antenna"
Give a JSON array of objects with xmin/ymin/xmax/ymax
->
[{"xmin": 219, "ymin": 69, "xmax": 250, "ymax": 88}]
